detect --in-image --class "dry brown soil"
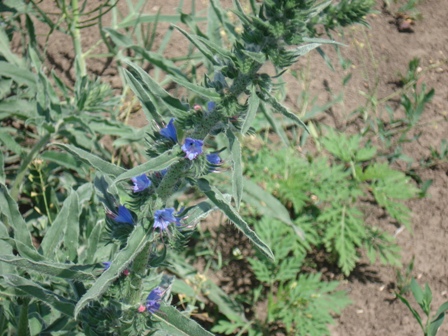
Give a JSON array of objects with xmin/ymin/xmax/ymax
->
[{"xmin": 26, "ymin": 0, "xmax": 448, "ymax": 335}]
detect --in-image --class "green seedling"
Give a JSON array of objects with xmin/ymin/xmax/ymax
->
[{"xmin": 397, "ymin": 278, "xmax": 448, "ymax": 336}]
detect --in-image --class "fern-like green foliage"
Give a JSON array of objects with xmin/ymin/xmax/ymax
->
[
  {"xmin": 244, "ymin": 217, "xmax": 349, "ymax": 336},
  {"xmin": 274, "ymin": 273, "xmax": 350, "ymax": 336},
  {"xmin": 245, "ymin": 130, "xmax": 419, "ymax": 275}
]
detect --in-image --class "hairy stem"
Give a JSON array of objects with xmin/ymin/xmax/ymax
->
[{"xmin": 71, "ymin": 0, "xmax": 86, "ymax": 77}]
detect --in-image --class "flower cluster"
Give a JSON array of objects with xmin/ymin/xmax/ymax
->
[
  {"xmin": 138, "ymin": 287, "xmax": 164, "ymax": 314},
  {"xmin": 160, "ymin": 117, "xmax": 205, "ymax": 160}
]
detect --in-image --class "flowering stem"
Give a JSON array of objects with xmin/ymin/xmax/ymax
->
[{"xmin": 156, "ymin": 160, "xmax": 189, "ymax": 202}]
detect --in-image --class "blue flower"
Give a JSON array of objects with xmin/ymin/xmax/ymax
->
[
  {"xmin": 160, "ymin": 118, "xmax": 177, "ymax": 142},
  {"xmin": 207, "ymin": 101, "xmax": 216, "ymax": 112},
  {"xmin": 108, "ymin": 205, "xmax": 134, "ymax": 225},
  {"xmin": 153, "ymin": 208, "xmax": 180, "ymax": 230},
  {"xmin": 181, "ymin": 138, "xmax": 204, "ymax": 160},
  {"xmin": 146, "ymin": 287, "xmax": 164, "ymax": 314},
  {"xmin": 102, "ymin": 261, "xmax": 111, "ymax": 270},
  {"xmin": 206, "ymin": 153, "xmax": 222, "ymax": 165},
  {"xmin": 131, "ymin": 174, "xmax": 151, "ymax": 192}
]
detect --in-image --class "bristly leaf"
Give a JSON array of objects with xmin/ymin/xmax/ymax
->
[
  {"xmin": 0, "ymin": 255, "xmax": 96, "ymax": 280},
  {"xmin": 40, "ymin": 190, "xmax": 79, "ymax": 260},
  {"xmin": 242, "ymin": 85, "xmax": 260, "ymax": 134},
  {"xmin": 261, "ymin": 92, "xmax": 309, "ymax": 132},
  {"xmin": 74, "ymin": 226, "xmax": 151, "ymax": 319},
  {"xmin": 124, "ymin": 61, "xmax": 189, "ymax": 119},
  {"xmin": 226, "ymin": 129, "xmax": 243, "ymax": 210},
  {"xmin": 153, "ymin": 305, "xmax": 215, "ymax": 336},
  {"xmin": 54, "ymin": 144, "xmax": 125, "ymax": 177},
  {"xmin": 1, "ymin": 274, "xmax": 75, "ymax": 317},
  {"xmin": 111, "ymin": 148, "xmax": 181, "ymax": 188},
  {"xmin": 173, "ymin": 25, "xmax": 218, "ymax": 66},
  {"xmin": 0, "ymin": 184, "xmax": 34, "ymax": 248},
  {"xmin": 197, "ymin": 178, "xmax": 274, "ymax": 261},
  {"xmin": 167, "ymin": 75, "xmax": 221, "ymax": 101}
]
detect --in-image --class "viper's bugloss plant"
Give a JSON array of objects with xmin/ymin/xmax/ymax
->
[{"xmin": 0, "ymin": 0, "xmax": 375, "ymax": 335}]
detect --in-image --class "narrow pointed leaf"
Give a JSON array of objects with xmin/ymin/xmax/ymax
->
[
  {"xmin": 122, "ymin": 68, "xmax": 164, "ymax": 126},
  {"xmin": 242, "ymin": 85, "xmax": 260, "ymax": 134},
  {"xmin": 195, "ymin": 35, "xmax": 234, "ymax": 60},
  {"xmin": 173, "ymin": 25, "xmax": 217, "ymax": 65},
  {"xmin": 241, "ymin": 49, "xmax": 266, "ymax": 64},
  {"xmin": 264, "ymin": 93, "xmax": 309, "ymax": 132},
  {"xmin": 243, "ymin": 177, "xmax": 304, "ymax": 238},
  {"xmin": 103, "ymin": 28, "xmax": 133, "ymax": 47},
  {"xmin": 129, "ymin": 46, "xmax": 187, "ymax": 79},
  {"xmin": 0, "ymin": 255, "xmax": 96, "ymax": 280},
  {"xmin": 125, "ymin": 61, "xmax": 188, "ymax": 117},
  {"xmin": 0, "ymin": 62, "xmax": 36, "ymax": 88},
  {"xmin": 259, "ymin": 103, "xmax": 289, "ymax": 145},
  {"xmin": 396, "ymin": 292, "xmax": 423, "ymax": 330},
  {"xmin": 111, "ymin": 148, "xmax": 180, "ymax": 187},
  {"xmin": 55, "ymin": 144, "xmax": 125, "ymax": 177},
  {"xmin": 182, "ymin": 201, "xmax": 216, "ymax": 227},
  {"xmin": 411, "ymin": 278, "xmax": 424, "ymax": 308},
  {"xmin": 117, "ymin": 14, "xmax": 206, "ymax": 29},
  {"xmin": 429, "ymin": 302, "xmax": 448, "ymax": 336},
  {"xmin": 0, "ymin": 184, "xmax": 34, "ymax": 248},
  {"xmin": 226, "ymin": 129, "xmax": 243, "ymax": 210},
  {"xmin": 429, "ymin": 312, "xmax": 446, "ymax": 336},
  {"xmin": 85, "ymin": 221, "xmax": 104, "ymax": 264},
  {"xmin": 64, "ymin": 193, "xmax": 81, "ymax": 261},
  {"xmin": 168, "ymin": 75, "xmax": 221, "ymax": 101},
  {"xmin": 2, "ymin": 274, "xmax": 75, "ymax": 317},
  {"xmin": 197, "ymin": 178, "xmax": 274, "ymax": 260},
  {"xmin": 74, "ymin": 226, "xmax": 150, "ymax": 319},
  {"xmin": 40, "ymin": 191, "xmax": 79, "ymax": 259},
  {"xmin": 153, "ymin": 305, "xmax": 214, "ymax": 336}
]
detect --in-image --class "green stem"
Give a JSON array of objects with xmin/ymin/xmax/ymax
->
[
  {"xmin": 71, "ymin": 0, "xmax": 86, "ymax": 77},
  {"xmin": 126, "ymin": 241, "xmax": 151, "ymax": 305},
  {"xmin": 11, "ymin": 133, "xmax": 51, "ymax": 201}
]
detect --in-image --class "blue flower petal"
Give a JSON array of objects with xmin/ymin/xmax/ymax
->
[
  {"xmin": 131, "ymin": 174, "xmax": 151, "ymax": 192},
  {"xmin": 114, "ymin": 205, "xmax": 134, "ymax": 225},
  {"xmin": 153, "ymin": 208, "xmax": 180, "ymax": 230},
  {"xmin": 160, "ymin": 118, "xmax": 177, "ymax": 142},
  {"xmin": 207, "ymin": 101, "xmax": 216, "ymax": 112},
  {"xmin": 181, "ymin": 138, "xmax": 204, "ymax": 160},
  {"xmin": 206, "ymin": 153, "xmax": 221, "ymax": 165},
  {"xmin": 102, "ymin": 261, "xmax": 111, "ymax": 270},
  {"xmin": 146, "ymin": 287, "xmax": 164, "ymax": 314}
]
